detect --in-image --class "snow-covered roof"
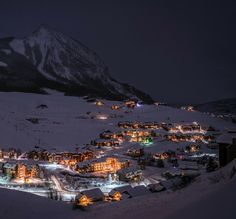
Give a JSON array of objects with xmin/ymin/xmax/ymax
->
[
  {"xmin": 129, "ymin": 185, "xmax": 150, "ymax": 197},
  {"xmin": 113, "ymin": 185, "xmax": 133, "ymax": 194},
  {"xmin": 160, "ymin": 177, "xmax": 183, "ymax": 190},
  {"xmin": 147, "ymin": 183, "xmax": 164, "ymax": 192},
  {"xmin": 80, "ymin": 188, "xmax": 104, "ymax": 200},
  {"xmin": 117, "ymin": 166, "xmax": 141, "ymax": 175}
]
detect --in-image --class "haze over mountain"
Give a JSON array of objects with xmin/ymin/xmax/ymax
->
[
  {"xmin": 0, "ymin": 25, "xmax": 153, "ymax": 103},
  {"xmin": 195, "ymin": 98, "xmax": 236, "ymax": 116}
]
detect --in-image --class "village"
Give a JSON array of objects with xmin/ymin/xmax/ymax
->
[{"xmin": 1, "ymin": 97, "xmax": 231, "ymax": 209}]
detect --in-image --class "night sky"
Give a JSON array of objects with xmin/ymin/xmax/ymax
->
[{"xmin": 0, "ymin": 0, "xmax": 236, "ymax": 104}]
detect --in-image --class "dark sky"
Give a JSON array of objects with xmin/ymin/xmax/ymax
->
[{"xmin": 0, "ymin": 0, "xmax": 236, "ymax": 104}]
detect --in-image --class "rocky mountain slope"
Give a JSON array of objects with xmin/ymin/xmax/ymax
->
[{"xmin": 0, "ymin": 25, "xmax": 153, "ymax": 103}]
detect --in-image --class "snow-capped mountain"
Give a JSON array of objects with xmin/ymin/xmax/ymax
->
[{"xmin": 0, "ymin": 25, "xmax": 153, "ymax": 103}]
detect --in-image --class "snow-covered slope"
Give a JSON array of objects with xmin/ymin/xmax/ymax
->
[
  {"xmin": 0, "ymin": 188, "xmax": 77, "ymax": 219},
  {"xmin": 0, "ymin": 157, "xmax": 235, "ymax": 219},
  {"xmin": 0, "ymin": 25, "xmax": 153, "ymax": 102},
  {"xmin": 10, "ymin": 25, "xmax": 109, "ymax": 82},
  {"xmin": 0, "ymin": 91, "xmax": 235, "ymax": 151}
]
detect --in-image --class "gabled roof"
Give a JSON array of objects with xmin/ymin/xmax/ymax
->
[
  {"xmin": 110, "ymin": 185, "xmax": 150, "ymax": 198},
  {"xmin": 81, "ymin": 188, "xmax": 104, "ymax": 200},
  {"xmin": 129, "ymin": 185, "xmax": 150, "ymax": 197},
  {"xmin": 117, "ymin": 166, "xmax": 141, "ymax": 175},
  {"xmin": 113, "ymin": 185, "xmax": 133, "ymax": 194}
]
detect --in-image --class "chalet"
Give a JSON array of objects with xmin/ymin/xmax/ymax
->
[
  {"xmin": 0, "ymin": 148, "xmax": 19, "ymax": 160},
  {"xmin": 76, "ymin": 157, "xmax": 130, "ymax": 173},
  {"xmin": 95, "ymin": 100, "xmax": 104, "ymax": 106},
  {"xmin": 122, "ymin": 130, "xmax": 153, "ymax": 138},
  {"xmin": 141, "ymin": 122, "xmax": 160, "ymax": 129},
  {"xmin": 118, "ymin": 121, "xmax": 141, "ymax": 129},
  {"xmin": 125, "ymin": 145, "xmax": 144, "ymax": 158},
  {"xmin": 99, "ymin": 130, "xmax": 124, "ymax": 140},
  {"xmin": 108, "ymin": 189, "xmax": 122, "ymax": 201},
  {"xmin": 185, "ymin": 145, "xmax": 200, "ymax": 153},
  {"xmin": 109, "ymin": 185, "xmax": 133, "ymax": 199},
  {"xmin": 153, "ymin": 151, "xmax": 175, "ymax": 160},
  {"xmin": 49, "ymin": 153, "xmax": 63, "ymax": 163},
  {"xmin": 27, "ymin": 150, "xmax": 50, "ymax": 161},
  {"xmin": 75, "ymin": 188, "xmax": 104, "ymax": 206},
  {"xmin": 110, "ymin": 185, "xmax": 150, "ymax": 199},
  {"xmin": 16, "ymin": 163, "xmax": 39, "ymax": 181},
  {"xmin": 48, "ymin": 151, "xmax": 94, "ymax": 167},
  {"xmin": 124, "ymin": 99, "xmax": 137, "ymax": 108},
  {"xmin": 111, "ymin": 105, "xmax": 121, "ymax": 110},
  {"xmin": 129, "ymin": 185, "xmax": 150, "ymax": 197},
  {"xmin": 117, "ymin": 166, "xmax": 142, "ymax": 181},
  {"xmin": 91, "ymin": 139, "xmax": 120, "ymax": 147}
]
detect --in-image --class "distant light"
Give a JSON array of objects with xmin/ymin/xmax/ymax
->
[
  {"xmin": 136, "ymin": 103, "xmax": 142, "ymax": 107},
  {"xmin": 97, "ymin": 115, "xmax": 108, "ymax": 120}
]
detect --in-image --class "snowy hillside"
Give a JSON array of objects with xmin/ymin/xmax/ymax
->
[
  {"xmin": 10, "ymin": 25, "xmax": 107, "ymax": 82},
  {"xmin": 0, "ymin": 91, "xmax": 236, "ymax": 219},
  {"xmin": 0, "ymin": 91, "xmax": 235, "ymax": 151},
  {"xmin": 0, "ymin": 158, "xmax": 235, "ymax": 219},
  {"xmin": 0, "ymin": 25, "xmax": 153, "ymax": 102}
]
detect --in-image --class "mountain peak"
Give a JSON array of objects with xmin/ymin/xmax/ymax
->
[
  {"xmin": 31, "ymin": 24, "xmax": 60, "ymax": 40},
  {"xmin": 34, "ymin": 24, "xmax": 53, "ymax": 33},
  {"xmin": 4, "ymin": 26, "xmax": 154, "ymax": 103}
]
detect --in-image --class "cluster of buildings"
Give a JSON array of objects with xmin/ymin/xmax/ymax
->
[
  {"xmin": 0, "ymin": 162, "xmax": 39, "ymax": 182},
  {"xmin": 168, "ymin": 122, "xmax": 205, "ymax": 134},
  {"xmin": 181, "ymin": 105, "xmax": 194, "ymax": 112},
  {"xmin": 16, "ymin": 163, "xmax": 39, "ymax": 182},
  {"xmin": 125, "ymin": 145, "xmax": 145, "ymax": 158},
  {"xmin": 76, "ymin": 156, "xmax": 130, "ymax": 174},
  {"xmin": 91, "ymin": 139, "xmax": 120, "ymax": 147},
  {"xmin": 165, "ymin": 133, "xmax": 214, "ymax": 143},
  {"xmin": 118, "ymin": 121, "xmax": 161, "ymax": 129},
  {"xmin": 0, "ymin": 148, "xmax": 20, "ymax": 160},
  {"xmin": 99, "ymin": 130, "xmax": 124, "ymax": 140},
  {"xmin": 48, "ymin": 151, "xmax": 94, "ymax": 168},
  {"xmin": 98, "ymin": 129, "xmax": 156, "ymax": 145},
  {"xmin": 75, "ymin": 184, "xmax": 150, "ymax": 207},
  {"xmin": 27, "ymin": 150, "xmax": 94, "ymax": 169},
  {"xmin": 93, "ymin": 99, "xmax": 139, "ymax": 110}
]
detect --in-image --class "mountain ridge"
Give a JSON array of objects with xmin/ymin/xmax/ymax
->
[
  {"xmin": 0, "ymin": 25, "xmax": 153, "ymax": 103},
  {"xmin": 195, "ymin": 97, "xmax": 236, "ymax": 115}
]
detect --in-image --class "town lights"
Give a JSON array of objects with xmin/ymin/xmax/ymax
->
[
  {"xmin": 142, "ymin": 137, "xmax": 153, "ymax": 146},
  {"xmin": 97, "ymin": 115, "xmax": 108, "ymax": 120}
]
